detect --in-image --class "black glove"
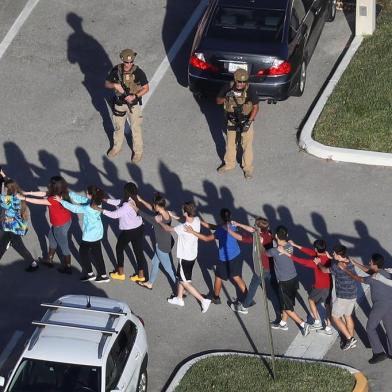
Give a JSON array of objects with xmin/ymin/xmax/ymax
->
[
  {"xmin": 242, "ymin": 120, "xmax": 252, "ymax": 132},
  {"xmin": 226, "ymin": 90, "xmax": 235, "ymax": 98}
]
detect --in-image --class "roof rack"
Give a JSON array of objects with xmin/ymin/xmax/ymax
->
[
  {"xmin": 40, "ymin": 302, "xmax": 127, "ymax": 316},
  {"xmin": 32, "ymin": 320, "xmax": 118, "ymax": 334}
]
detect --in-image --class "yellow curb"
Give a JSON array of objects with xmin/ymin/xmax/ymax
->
[{"xmin": 353, "ymin": 372, "xmax": 368, "ymax": 392}]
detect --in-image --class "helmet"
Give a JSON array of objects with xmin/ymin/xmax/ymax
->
[
  {"xmin": 234, "ymin": 68, "xmax": 249, "ymax": 82},
  {"xmin": 120, "ymin": 49, "xmax": 137, "ymax": 62}
]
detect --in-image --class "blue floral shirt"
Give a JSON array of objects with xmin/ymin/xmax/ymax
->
[{"xmin": 0, "ymin": 195, "xmax": 28, "ymax": 236}]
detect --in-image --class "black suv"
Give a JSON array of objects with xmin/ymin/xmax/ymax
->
[{"xmin": 188, "ymin": 0, "xmax": 336, "ymax": 101}]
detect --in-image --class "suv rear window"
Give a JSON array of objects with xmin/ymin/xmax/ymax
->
[{"xmin": 208, "ymin": 6, "xmax": 285, "ymax": 42}]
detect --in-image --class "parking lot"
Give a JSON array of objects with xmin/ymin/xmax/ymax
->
[{"xmin": 0, "ymin": 1, "xmax": 391, "ymax": 391}]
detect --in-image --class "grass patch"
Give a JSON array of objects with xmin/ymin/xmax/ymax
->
[
  {"xmin": 175, "ymin": 355, "xmax": 356, "ymax": 392},
  {"xmin": 312, "ymin": 1, "xmax": 392, "ymax": 152}
]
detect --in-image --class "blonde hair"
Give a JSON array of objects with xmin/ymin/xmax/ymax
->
[{"xmin": 4, "ymin": 179, "xmax": 29, "ymax": 221}]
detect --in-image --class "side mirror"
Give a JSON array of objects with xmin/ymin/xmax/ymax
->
[{"xmin": 0, "ymin": 376, "xmax": 5, "ymax": 387}]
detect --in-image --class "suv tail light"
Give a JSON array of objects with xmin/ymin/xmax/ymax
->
[
  {"xmin": 137, "ymin": 315, "xmax": 145, "ymax": 326},
  {"xmin": 257, "ymin": 60, "xmax": 291, "ymax": 76},
  {"xmin": 189, "ymin": 52, "xmax": 218, "ymax": 73}
]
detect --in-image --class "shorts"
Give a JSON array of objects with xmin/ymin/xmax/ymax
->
[
  {"xmin": 215, "ymin": 257, "xmax": 243, "ymax": 280},
  {"xmin": 309, "ymin": 287, "xmax": 331, "ymax": 305},
  {"xmin": 177, "ymin": 259, "xmax": 196, "ymax": 283},
  {"xmin": 332, "ymin": 297, "xmax": 356, "ymax": 318},
  {"xmin": 278, "ymin": 277, "xmax": 299, "ymax": 311}
]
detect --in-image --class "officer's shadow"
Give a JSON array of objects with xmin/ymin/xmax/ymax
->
[{"xmin": 66, "ymin": 12, "xmax": 114, "ymax": 146}]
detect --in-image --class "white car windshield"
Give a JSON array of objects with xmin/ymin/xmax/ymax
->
[{"xmin": 7, "ymin": 359, "xmax": 100, "ymax": 392}]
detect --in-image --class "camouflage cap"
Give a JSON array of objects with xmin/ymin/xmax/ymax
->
[
  {"xmin": 234, "ymin": 68, "xmax": 249, "ymax": 82},
  {"xmin": 120, "ymin": 48, "xmax": 137, "ymax": 62}
]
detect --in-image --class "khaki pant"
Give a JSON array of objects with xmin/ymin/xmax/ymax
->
[
  {"xmin": 112, "ymin": 104, "xmax": 143, "ymax": 155},
  {"xmin": 223, "ymin": 123, "xmax": 254, "ymax": 173}
]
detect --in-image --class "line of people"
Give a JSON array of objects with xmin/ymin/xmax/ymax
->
[{"xmin": 1, "ymin": 169, "xmax": 391, "ymax": 363}]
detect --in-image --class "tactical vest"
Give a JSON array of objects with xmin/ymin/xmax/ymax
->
[
  {"xmin": 224, "ymin": 83, "xmax": 253, "ymax": 117},
  {"xmin": 116, "ymin": 64, "xmax": 140, "ymax": 95}
]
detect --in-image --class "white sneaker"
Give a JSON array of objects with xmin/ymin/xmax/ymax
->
[
  {"xmin": 310, "ymin": 320, "xmax": 323, "ymax": 330},
  {"xmin": 201, "ymin": 299, "xmax": 211, "ymax": 313},
  {"xmin": 230, "ymin": 302, "xmax": 249, "ymax": 315},
  {"xmin": 168, "ymin": 297, "xmax": 184, "ymax": 307},
  {"xmin": 317, "ymin": 326, "xmax": 334, "ymax": 335}
]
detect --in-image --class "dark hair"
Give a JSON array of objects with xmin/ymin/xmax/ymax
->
[
  {"xmin": 371, "ymin": 253, "xmax": 384, "ymax": 268},
  {"xmin": 87, "ymin": 185, "xmax": 105, "ymax": 206},
  {"xmin": 47, "ymin": 176, "xmax": 70, "ymax": 202},
  {"xmin": 313, "ymin": 239, "xmax": 327, "ymax": 253},
  {"xmin": 220, "ymin": 208, "xmax": 231, "ymax": 223},
  {"xmin": 275, "ymin": 225, "xmax": 288, "ymax": 241},
  {"xmin": 333, "ymin": 244, "xmax": 347, "ymax": 257},
  {"xmin": 153, "ymin": 192, "xmax": 167, "ymax": 209},
  {"xmin": 255, "ymin": 217, "xmax": 269, "ymax": 232},
  {"xmin": 121, "ymin": 182, "xmax": 140, "ymax": 208},
  {"xmin": 183, "ymin": 201, "xmax": 196, "ymax": 217},
  {"xmin": 4, "ymin": 178, "xmax": 29, "ymax": 221}
]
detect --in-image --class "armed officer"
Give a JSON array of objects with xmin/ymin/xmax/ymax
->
[
  {"xmin": 216, "ymin": 69, "xmax": 259, "ymax": 180},
  {"xmin": 105, "ymin": 49, "xmax": 149, "ymax": 163}
]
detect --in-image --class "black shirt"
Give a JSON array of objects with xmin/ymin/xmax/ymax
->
[
  {"xmin": 218, "ymin": 83, "xmax": 259, "ymax": 105},
  {"xmin": 106, "ymin": 64, "xmax": 148, "ymax": 86}
]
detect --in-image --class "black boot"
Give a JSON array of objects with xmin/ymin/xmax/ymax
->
[{"xmin": 58, "ymin": 255, "xmax": 72, "ymax": 274}]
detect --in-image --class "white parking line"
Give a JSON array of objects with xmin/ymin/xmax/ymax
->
[
  {"xmin": 143, "ymin": 0, "xmax": 209, "ymax": 108},
  {"xmin": 0, "ymin": 0, "xmax": 40, "ymax": 60},
  {"xmin": 0, "ymin": 331, "xmax": 24, "ymax": 370}
]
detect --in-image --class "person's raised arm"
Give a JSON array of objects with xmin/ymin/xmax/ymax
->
[
  {"xmin": 157, "ymin": 215, "xmax": 175, "ymax": 232},
  {"xmin": 226, "ymin": 225, "xmax": 245, "ymax": 242},
  {"xmin": 314, "ymin": 258, "xmax": 331, "ymax": 274},
  {"xmin": 24, "ymin": 191, "xmax": 47, "ymax": 197},
  {"xmin": 200, "ymin": 219, "xmax": 217, "ymax": 231},
  {"xmin": 137, "ymin": 195, "xmax": 153, "ymax": 211},
  {"xmin": 349, "ymin": 258, "xmax": 370, "ymax": 273},
  {"xmin": 17, "ymin": 194, "xmax": 51, "ymax": 206},
  {"xmin": 339, "ymin": 263, "xmax": 364, "ymax": 283},
  {"xmin": 231, "ymin": 220, "xmax": 255, "ymax": 233},
  {"xmin": 184, "ymin": 225, "xmax": 214, "ymax": 242}
]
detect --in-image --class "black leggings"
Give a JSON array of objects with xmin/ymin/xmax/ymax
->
[
  {"xmin": 79, "ymin": 240, "xmax": 106, "ymax": 276},
  {"xmin": 116, "ymin": 225, "xmax": 147, "ymax": 273},
  {"xmin": 0, "ymin": 231, "xmax": 34, "ymax": 262}
]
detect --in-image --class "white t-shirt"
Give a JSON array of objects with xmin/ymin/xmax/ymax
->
[{"xmin": 173, "ymin": 217, "xmax": 200, "ymax": 261}]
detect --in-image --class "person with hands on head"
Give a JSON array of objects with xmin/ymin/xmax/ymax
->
[
  {"xmin": 22, "ymin": 176, "xmax": 73, "ymax": 273},
  {"xmin": 338, "ymin": 253, "xmax": 392, "ymax": 363},
  {"xmin": 0, "ymin": 171, "xmax": 38, "ymax": 272},
  {"xmin": 227, "ymin": 217, "xmax": 274, "ymax": 314},
  {"xmin": 158, "ymin": 201, "xmax": 211, "ymax": 313},
  {"xmin": 54, "ymin": 186, "xmax": 110, "ymax": 283},
  {"xmin": 185, "ymin": 208, "xmax": 248, "ymax": 306},
  {"xmin": 136, "ymin": 193, "xmax": 176, "ymax": 291},
  {"xmin": 316, "ymin": 244, "xmax": 357, "ymax": 350},
  {"xmin": 280, "ymin": 239, "xmax": 333, "ymax": 334}
]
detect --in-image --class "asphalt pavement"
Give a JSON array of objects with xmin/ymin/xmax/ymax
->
[{"xmin": 0, "ymin": 1, "xmax": 391, "ymax": 391}]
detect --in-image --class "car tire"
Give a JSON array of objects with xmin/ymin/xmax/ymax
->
[
  {"xmin": 137, "ymin": 367, "xmax": 148, "ymax": 392},
  {"xmin": 326, "ymin": 0, "xmax": 337, "ymax": 22},
  {"xmin": 292, "ymin": 60, "xmax": 306, "ymax": 97}
]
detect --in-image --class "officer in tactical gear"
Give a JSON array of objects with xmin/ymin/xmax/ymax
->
[
  {"xmin": 105, "ymin": 49, "xmax": 149, "ymax": 163},
  {"xmin": 216, "ymin": 68, "xmax": 259, "ymax": 179}
]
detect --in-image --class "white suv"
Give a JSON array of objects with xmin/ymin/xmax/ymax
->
[{"xmin": 0, "ymin": 295, "xmax": 148, "ymax": 392}]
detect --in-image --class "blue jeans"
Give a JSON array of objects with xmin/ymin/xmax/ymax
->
[
  {"xmin": 149, "ymin": 246, "xmax": 176, "ymax": 285},
  {"xmin": 48, "ymin": 220, "xmax": 71, "ymax": 256}
]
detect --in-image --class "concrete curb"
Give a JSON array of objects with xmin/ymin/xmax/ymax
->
[
  {"xmin": 165, "ymin": 351, "xmax": 368, "ymax": 392},
  {"xmin": 298, "ymin": 35, "xmax": 392, "ymax": 167}
]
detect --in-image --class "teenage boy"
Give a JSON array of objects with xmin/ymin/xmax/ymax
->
[
  {"xmin": 340, "ymin": 253, "xmax": 392, "ymax": 363},
  {"xmin": 316, "ymin": 244, "xmax": 357, "ymax": 350},
  {"xmin": 227, "ymin": 217, "xmax": 275, "ymax": 315},
  {"xmin": 158, "ymin": 202, "xmax": 211, "ymax": 313},
  {"xmin": 282, "ymin": 239, "xmax": 333, "ymax": 334},
  {"xmin": 184, "ymin": 208, "xmax": 247, "ymax": 305},
  {"xmin": 268, "ymin": 226, "xmax": 310, "ymax": 336}
]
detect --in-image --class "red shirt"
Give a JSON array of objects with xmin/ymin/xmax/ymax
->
[
  {"xmin": 291, "ymin": 247, "xmax": 331, "ymax": 289},
  {"xmin": 241, "ymin": 230, "xmax": 273, "ymax": 271},
  {"xmin": 47, "ymin": 196, "xmax": 71, "ymax": 227}
]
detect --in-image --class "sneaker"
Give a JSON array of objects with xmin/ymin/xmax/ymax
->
[
  {"xmin": 110, "ymin": 272, "xmax": 125, "ymax": 281},
  {"xmin": 25, "ymin": 263, "xmax": 39, "ymax": 272},
  {"xmin": 201, "ymin": 299, "xmax": 211, "ymax": 313},
  {"xmin": 342, "ymin": 337, "xmax": 357, "ymax": 351},
  {"xmin": 211, "ymin": 296, "xmax": 221, "ymax": 305},
  {"xmin": 301, "ymin": 323, "xmax": 310, "ymax": 337},
  {"xmin": 310, "ymin": 320, "xmax": 323, "ymax": 330},
  {"xmin": 58, "ymin": 266, "xmax": 72, "ymax": 275},
  {"xmin": 271, "ymin": 322, "xmax": 288, "ymax": 331},
  {"xmin": 81, "ymin": 273, "xmax": 96, "ymax": 282},
  {"xmin": 230, "ymin": 302, "xmax": 249, "ymax": 315},
  {"xmin": 95, "ymin": 275, "xmax": 110, "ymax": 283},
  {"xmin": 317, "ymin": 326, "xmax": 333, "ymax": 335},
  {"xmin": 129, "ymin": 275, "xmax": 146, "ymax": 282},
  {"xmin": 167, "ymin": 297, "xmax": 184, "ymax": 307},
  {"xmin": 368, "ymin": 352, "xmax": 387, "ymax": 364}
]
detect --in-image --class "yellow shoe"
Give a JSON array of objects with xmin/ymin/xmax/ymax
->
[
  {"xmin": 110, "ymin": 272, "xmax": 125, "ymax": 281},
  {"xmin": 129, "ymin": 275, "xmax": 146, "ymax": 282}
]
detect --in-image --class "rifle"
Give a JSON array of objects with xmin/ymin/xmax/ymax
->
[{"xmin": 225, "ymin": 91, "xmax": 251, "ymax": 144}]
